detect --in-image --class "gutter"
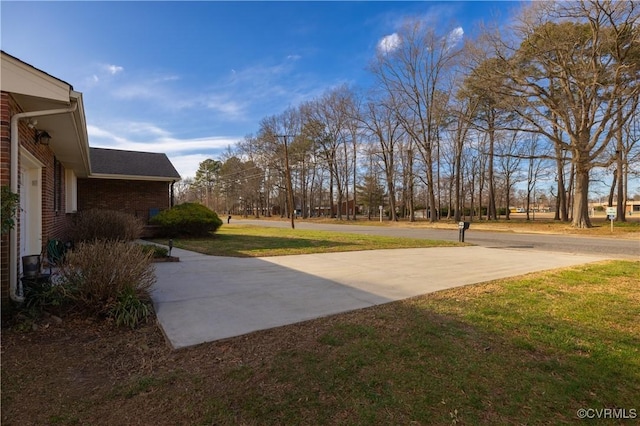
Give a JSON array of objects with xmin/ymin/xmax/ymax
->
[{"xmin": 9, "ymin": 101, "xmax": 78, "ymax": 303}]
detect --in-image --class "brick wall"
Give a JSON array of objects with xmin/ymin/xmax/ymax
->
[
  {"xmin": 1, "ymin": 92, "xmax": 11, "ymax": 305},
  {"xmin": 77, "ymin": 178, "xmax": 171, "ymax": 223},
  {"xmin": 1, "ymin": 92, "xmax": 74, "ymax": 308}
]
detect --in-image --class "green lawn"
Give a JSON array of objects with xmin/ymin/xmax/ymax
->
[
  {"xmin": 152, "ymin": 224, "xmax": 462, "ymax": 257},
  {"xmin": 3, "ymin": 261, "xmax": 638, "ymax": 424},
  {"xmin": 199, "ymin": 260, "xmax": 640, "ymax": 424}
]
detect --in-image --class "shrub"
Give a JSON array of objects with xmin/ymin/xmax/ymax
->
[
  {"xmin": 23, "ymin": 279, "xmax": 67, "ymax": 312},
  {"xmin": 70, "ymin": 209, "xmax": 144, "ymax": 242},
  {"xmin": 1, "ymin": 185, "xmax": 20, "ymax": 235},
  {"xmin": 140, "ymin": 244, "xmax": 169, "ymax": 258},
  {"xmin": 109, "ymin": 287, "xmax": 152, "ymax": 329},
  {"xmin": 150, "ymin": 203, "xmax": 223, "ymax": 237},
  {"xmin": 58, "ymin": 240, "xmax": 155, "ymax": 318}
]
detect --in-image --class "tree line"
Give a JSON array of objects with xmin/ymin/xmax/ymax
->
[{"xmin": 176, "ymin": 1, "xmax": 639, "ymax": 228}]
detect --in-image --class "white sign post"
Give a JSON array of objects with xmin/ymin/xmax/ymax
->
[
  {"xmin": 606, "ymin": 206, "xmax": 616, "ymax": 232},
  {"xmin": 379, "ymin": 205, "xmax": 383, "ymax": 223}
]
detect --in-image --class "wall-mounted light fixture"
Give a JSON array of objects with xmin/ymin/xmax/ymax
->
[{"xmin": 35, "ymin": 129, "xmax": 52, "ymax": 146}]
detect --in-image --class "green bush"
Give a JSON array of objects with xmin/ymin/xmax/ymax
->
[
  {"xmin": 150, "ymin": 203, "xmax": 223, "ymax": 237},
  {"xmin": 58, "ymin": 240, "xmax": 155, "ymax": 318},
  {"xmin": 23, "ymin": 279, "xmax": 67, "ymax": 311},
  {"xmin": 1, "ymin": 185, "xmax": 20, "ymax": 235},
  {"xmin": 109, "ymin": 287, "xmax": 152, "ymax": 329},
  {"xmin": 70, "ymin": 209, "xmax": 144, "ymax": 242},
  {"xmin": 140, "ymin": 244, "xmax": 169, "ymax": 258}
]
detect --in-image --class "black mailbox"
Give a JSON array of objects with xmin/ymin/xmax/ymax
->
[{"xmin": 458, "ymin": 221, "xmax": 470, "ymax": 242}]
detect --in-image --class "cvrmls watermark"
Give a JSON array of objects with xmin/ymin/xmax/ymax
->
[{"xmin": 576, "ymin": 408, "xmax": 637, "ymax": 420}]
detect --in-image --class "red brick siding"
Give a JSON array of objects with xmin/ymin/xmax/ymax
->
[
  {"xmin": 77, "ymin": 178, "xmax": 171, "ymax": 223},
  {"xmin": 1, "ymin": 92, "xmax": 74, "ymax": 308},
  {"xmin": 1, "ymin": 93, "xmax": 10, "ymax": 304}
]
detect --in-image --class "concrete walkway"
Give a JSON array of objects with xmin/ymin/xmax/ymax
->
[{"xmin": 151, "ymin": 246, "xmax": 608, "ymax": 349}]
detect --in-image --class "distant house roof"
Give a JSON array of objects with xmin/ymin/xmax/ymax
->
[{"xmin": 89, "ymin": 147, "xmax": 181, "ymax": 182}]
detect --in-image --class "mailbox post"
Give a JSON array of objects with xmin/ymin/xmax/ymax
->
[
  {"xmin": 458, "ymin": 221, "xmax": 470, "ymax": 242},
  {"xmin": 606, "ymin": 206, "xmax": 616, "ymax": 233}
]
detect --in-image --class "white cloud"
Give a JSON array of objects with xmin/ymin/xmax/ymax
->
[
  {"xmin": 87, "ymin": 123, "xmax": 240, "ymax": 177},
  {"xmin": 151, "ymin": 75, "xmax": 180, "ymax": 83},
  {"xmin": 205, "ymin": 95, "xmax": 245, "ymax": 119},
  {"xmin": 87, "ymin": 124, "xmax": 130, "ymax": 145},
  {"xmin": 106, "ymin": 64, "xmax": 124, "ymax": 75},
  {"xmin": 169, "ymin": 153, "xmax": 219, "ymax": 179},
  {"xmin": 88, "ymin": 123, "xmax": 237, "ymax": 153},
  {"xmin": 447, "ymin": 26, "xmax": 464, "ymax": 46},
  {"xmin": 111, "ymin": 83, "xmax": 162, "ymax": 101},
  {"xmin": 377, "ymin": 33, "xmax": 401, "ymax": 54},
  {"xmin": 122, "ymin": 122, "xmax": 172, "ymax": 138},
  {"xmin": 94, "ymin": 55, "xmax": 317, "ymax": 140}
]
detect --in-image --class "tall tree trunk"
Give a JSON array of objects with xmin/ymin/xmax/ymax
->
[
  {"xmin": 385, "ymin": 168, "xmax": 397, "ymax": 222},
  {"xmin": 408, "ymin": 147, "xmax": 415, "ymax": 222},
  {"xmin": 478, "ymin": 157, "xmax": 485, "ymax": 221},
  {"xmin": 567, "ymin": 162, "xmax": 574, "ymax": 222},
  {"xmin": 352, "ymin": 131, "xmax": 358, "ymax": 220},
  {"xmin": 344, "ymin": 143, "xmax": 350, "ymax": 220},
  {"xmin": 554, "ymin": 151, "xmax": 568, "ymax": 222},
  {"xmin": 436, "ymin": 128, "xmax": 441, "ymax": 220},
  {"xmin": 329, "ymin": 165, "xmax": 335, "ymax": 218},
  {"xmin": 301, "ymin": 156, "xmax": 307, "ymax": 218},
  {"xmin": 616, "ymin": 102, "xmax": 626, "ymax": 222},
  {"xmin": 505, "ymin": 176, "xmax": 511, "ymax": 220},
  {"xmin": 608, "ymin": 170, "xmax": 617, "ymax": 207},
  {"xmin": 572, "ymin": 161, "xmax": 592, "ymax": 229},
  {"xmin": 427, "ymin": 158, "xmax": 437, "ymax": 223},
  {"xmin": 487, "ymin": 112, "xmax": 497, "ymax": 220},
  {"xmin": 552, "ymin": 113, "xmax": 569, "ymax": 222},
  {"xmin": 453, "ymin": 140, "xmax": 463, "ymax": 222}
]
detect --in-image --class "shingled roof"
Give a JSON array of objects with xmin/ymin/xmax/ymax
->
[{"xmin": 89, "ymin": 148, "xmax": 181, "ymax": 181}]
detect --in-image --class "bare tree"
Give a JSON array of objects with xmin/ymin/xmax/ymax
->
[
  {"xmin": 310, "ymin": 86, "xmax": 354, "ymax": 219},
  {"xmin": 488, "ymin": 0, "xmax": 640, "ymax": 227},
  {"xmin": 496, "ymin": 130, "xmax": 525, "ymax": 220},
  {"xmin": 358, "ymin": 94, "xmax": 405, "ymax": 221},
  {"xmin": 371, "ymin": 19, "xmax": 464, "ymax": 222}
]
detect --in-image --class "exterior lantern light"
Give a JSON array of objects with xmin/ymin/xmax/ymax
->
[{"xmin": 35, "ymin": 129, "xmax": 52, "ymax": 145}]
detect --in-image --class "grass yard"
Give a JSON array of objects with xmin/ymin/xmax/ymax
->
[
  {"xmin": 2, "ymin": 260, "xmax": 638, "ymax": 425},
  {"xmin": 152, "ymin": 224, "xmax": 462, "ymax": 257}
]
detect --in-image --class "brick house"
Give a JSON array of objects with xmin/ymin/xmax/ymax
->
[
  {"xmin": 1, "ymin": 51, "xmax": 180, "ymax": 307},
  {"xmin": 79, "ymin": 147, "xmax": 180, "ymax": 226}
]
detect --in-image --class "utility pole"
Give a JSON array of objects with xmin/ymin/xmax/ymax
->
[{"xmin": 277, "ymin": 134, "xmax": 296, "ymax": 229}]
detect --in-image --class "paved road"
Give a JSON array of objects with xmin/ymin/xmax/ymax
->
[{"xmin": 236, "ymin": 219, "xmax": 640, "ymax": 259}]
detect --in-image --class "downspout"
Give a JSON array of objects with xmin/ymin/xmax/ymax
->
[
  {"xmin": 170, "ymin": 180, "xmax": 175, "ymax": 207},
  {"xmin": 9, "ymin": 101, "xmax": 78, "ymax": 303}
]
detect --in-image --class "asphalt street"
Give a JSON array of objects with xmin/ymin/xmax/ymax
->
[{"xmin": 236, "ymin": 218, "xmax": 640, "ymax": 259}]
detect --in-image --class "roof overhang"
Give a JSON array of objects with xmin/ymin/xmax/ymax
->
[
  {"xmin": 2, "ymin": 53, "xmax": 91, "ymax": 177},
  {"xmin": 87, "ymin": 173, "xmax": 179, "ymax": 182},
  {"xmin": 1, "ymin": 53, "xmax": 70, "ymax": 101}
]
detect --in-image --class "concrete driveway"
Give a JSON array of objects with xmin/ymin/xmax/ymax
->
[{"xmin": 151, "ymin": 246, "xmax": 608, "ymax": 349}]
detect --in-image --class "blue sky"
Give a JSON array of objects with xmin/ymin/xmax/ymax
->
[{"xmin": 2, "ymin": 1, "xmax": 518, "ymax": 179}]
